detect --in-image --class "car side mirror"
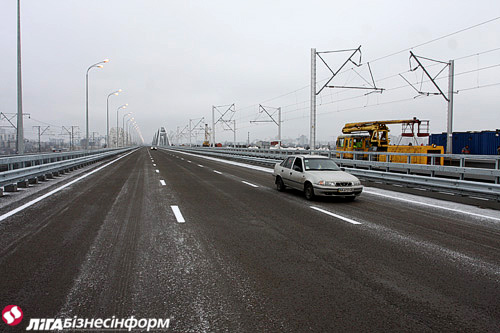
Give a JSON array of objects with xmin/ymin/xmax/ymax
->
[{"xmin": 293, "ymin": 165, "xmax": 302, "ymax": 172}]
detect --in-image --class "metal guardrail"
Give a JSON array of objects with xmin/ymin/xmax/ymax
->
[
  {"xmin": 0, "ymin": 148, "xmax": 125, "ymax": 172},
  {"xmin": 181, "ymin": 147, "xmax": 500, "ymax": 184},
  {"xmin": 169, "ymin": 147, "xmax": 500, "ymax": 201},
  {"xmin": 0, "ymin": 148, "xmax": 133, "ymax": 188}
]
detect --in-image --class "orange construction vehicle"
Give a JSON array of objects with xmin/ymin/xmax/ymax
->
[{"xmin": 336, "ymin": 118, "xmax": 444, "ymax": 165}]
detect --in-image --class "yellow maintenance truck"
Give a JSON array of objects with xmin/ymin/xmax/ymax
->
[{"xmin": 336, "ymin": 118, "xmax": 444, "ymax": 165}]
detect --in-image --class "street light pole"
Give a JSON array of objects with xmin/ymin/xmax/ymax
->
[
  {"xmin": 86, "ymin": 59, "xmax": 109, "ymax": 150},
  {"xmin": 116, "ymin": 104, "xmax": 128, "ymax": 147},
  {"xmin": 106, "ymin": 89, "xmax": 121, "ymax": 148},
  {"xmin": 16, "ymin": 0, "xmax": 24, "ymax": 154}
]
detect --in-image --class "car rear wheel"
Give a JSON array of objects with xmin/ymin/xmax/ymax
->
[
  {"xmin": 304, "ymin": 183, "xmax": 315, "ymax": 200},
  {"xmin": 276, "ymin": 177, "xmax": 286, "ymax": 192}
]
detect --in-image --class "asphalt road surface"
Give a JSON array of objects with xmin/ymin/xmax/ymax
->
[{"xmin": 0, "ymin": 147, "xmax": 499, "ymax": 332}]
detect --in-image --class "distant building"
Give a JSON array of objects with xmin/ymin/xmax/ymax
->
[
  {"xmin": 0, "ymin": 128, "xmax": 16, "ymax": 154},
  {"xmin": 297, "ymin": 135, "xmax": 308, "ymax": 146}
]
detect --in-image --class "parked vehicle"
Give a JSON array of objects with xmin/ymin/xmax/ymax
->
[
  {"xmin": 336, "ymin": 118, "xmax": 444, "ymax": 165},
  {"xmin": 273, "ymin": 155, "xmax": 363, "ymax": 200}
]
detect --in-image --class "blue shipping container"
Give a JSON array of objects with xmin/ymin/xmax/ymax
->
[{"xmin": 429, "ymin": 130, "xmax": 500, "ymax": 155}]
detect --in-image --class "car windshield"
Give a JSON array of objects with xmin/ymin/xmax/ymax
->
[{"xmin": 303, "ymin": 158, "xmax": 341, "ymax": 171}]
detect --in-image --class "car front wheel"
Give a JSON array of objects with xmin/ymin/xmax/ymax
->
[{"xmin": 304, "ymin": 183, "xmax": 315, "ymax": 200}]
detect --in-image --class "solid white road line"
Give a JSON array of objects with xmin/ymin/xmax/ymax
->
[
  {"xmin": 0, "ymin": 149, "xmax": 138, "ymax": 223},
  {"xmin": 171, "ymin": 205, "xmax": 185, "ymax": 223},
  {"xmin": 310, "ymin": 206, "xmax": 362, "ymax": 225},
  {"xmin": 155, "ymin": 169, "xmax": 159, "ymax": 173},
  {"xmin": 242, "ymin": 181, "xmax": 259, "ymax": 188},
  {"xmin": 213, "ymin": 170, "xmax": 222, "ymax": 174},
  {"xmin": 364, "ymin": 189, "xmax": 500, "ymax": 222},
  {"xmin": 160, "ymin": 180, "xmax": 166, "ymax": 186}
]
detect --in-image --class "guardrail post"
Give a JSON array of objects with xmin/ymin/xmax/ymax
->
[
  {"xmin": 459, "ymin": 157, "xmax": 465, "ymax": 180},
  {"xmin": 496, "ymin": 158, "xmax": 500, "ymax": 184}
]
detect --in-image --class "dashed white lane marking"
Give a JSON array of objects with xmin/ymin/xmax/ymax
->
[
  {"xmin": 181, "ymin": 158, "xmax": 184, "ymax": 160},
  {"xmin": 155, "ymin": 169, "xmax": 159, "ymax": 173},
  {"xmin": 187, "ymin": 160, "xmax": 192, "ymax": 163},
  {"xmin": 153, "ymin": 164, "xmax": 157, "ymax": 166},
  {"xmin": 165, "ymin": 149, "xmax": 500, "ymax": 223},
  {"xmin": 310, "ymin": 206, "xmax": 362, "ymax": 225},
  {"xmin": 198, "ymin": 164, "xmax": 204, "ymax": 168},
  {"xmin": 171, "ymin": 205, "xmax": 185, "ymax": 223},
  {"xmin": 160, "ymin": 180, "xmax": 166, "ymax": 186},
  {"xmin": 0, "ymin": 149, "xmax": 138, "ymax": 223},
  {"xmin": 242, "ymin": 181, "xmax": 259, "ymax": 188},
  {"xmin": 213, "ymin": 170, "xmax": 222, "ymax": 174}
]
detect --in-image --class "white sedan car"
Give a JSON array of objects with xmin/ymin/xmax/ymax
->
[{"xmin": 273, "ymin": 155, "xmax": 363, "ymax": 200}]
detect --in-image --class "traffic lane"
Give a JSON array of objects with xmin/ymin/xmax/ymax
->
[
  {"xmin": 163, "ymin": 149, "xmax": 500, "ymax": 267},
  {"xmin": 143, "ymin": 150, "xmax": 292, "ymax": 332},
  {"xmin": 0, "ymin": 149, "xmax": 142, "ymax": 320},
  {"xmin": 154, "ymin": 150, "xmax": 499, "ymax": 331}
]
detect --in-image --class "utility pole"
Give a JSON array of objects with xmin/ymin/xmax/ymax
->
[
  {"xmin": 211, "ymin": 106, "xmax": 215, "ymax": 147},
  {"xmin": 310, "ymin": 46, "xmax": 383, "ymax": 151},
  {"xmin": 251, "ymin": 105, "xmax": 282, "ymax": 148},
  {"xmin": 406, "ymin": 52, "xmax": 455, "ymax": 153},
  {"xmin": 16, "ymin": 0, "xmax": 24, "ymax": 154},
  {"xmin": 310, "ymin": 48, "xmax": 316, "ymax": 151},
  {"xmin": 233, "ymin": 120, "xmax": 236, "ymax": 148},
  {"xmin": 447, "ymin": 60, "xmax": 455, "ymax": 154},
  {"xmin": 212, "ymin": 104, "xmax": 235, "ymax": 147},
  {"xmin": 189, "ymin": 117, "xmax": 204, "ymax": 147},
  {"xmin": 63, "ymin": 126, "xmax": 79, "ymax": 150},
  {"xmin": 32, "ymin": 126, "xmax": 49, "ymax": 152}
]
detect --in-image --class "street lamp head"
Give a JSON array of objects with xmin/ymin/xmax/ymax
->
[
  {"xmin": 103, "ymin": 59, "xmax": 110, "ymax": 63},
  {"xmin": 114, "ymin": 92, "xmax": 119, "ymax": 96},
  {"xmin": 118, "ymin": 89, "xmax": 122, "ymax": 92},
  {"xmin": 97, "ymin": 65, "xmax": 104, "ymax": 68}
]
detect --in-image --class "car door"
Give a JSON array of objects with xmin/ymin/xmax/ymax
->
[
  {"xmin": 289, "ymin": 157, "xmax": 306, "ymax": 190},
  {"xmin": 278, "ymin": 157, "xmax": 295, "ymax": 187}
]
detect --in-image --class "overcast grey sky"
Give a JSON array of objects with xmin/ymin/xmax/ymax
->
[{"xmin": 1, "ymin": 0, "xmax": 499, "ymax": 145}]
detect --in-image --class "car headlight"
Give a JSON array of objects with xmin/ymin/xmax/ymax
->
[
  {"xmin": 352, "ymin": 180, "xmax": 361, "ymax": 186},
  {"xmin": 317, "ymin": 180, "xmax": 336, "ymax": 186}
]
